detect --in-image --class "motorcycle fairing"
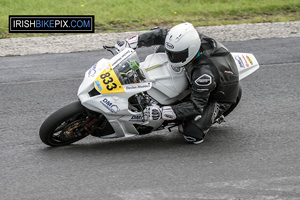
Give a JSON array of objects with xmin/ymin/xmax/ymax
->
[
  {"xmin": 77, "ymin": 49, "xmax": 259, "ymax": 139},
  {"xmin": 139, "ymin": 53, "xmax": 189, "ymax": 105},
  {"xmin": 78, "ymin": 48, "xmax": 153, "ymax": 115}
]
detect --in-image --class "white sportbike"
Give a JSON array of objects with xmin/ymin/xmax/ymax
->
[{"xmin": 39, "ymin": 46, "xmax": 259, "ymax": 146}]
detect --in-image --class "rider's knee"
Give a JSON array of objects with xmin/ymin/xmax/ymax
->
[{"xmin": 182, "ymin": 121, "xmax": 207, "ymax": 142}]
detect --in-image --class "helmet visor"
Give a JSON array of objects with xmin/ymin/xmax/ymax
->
[{"xmin": 165, "ymin": 48, "xmax": 189, "ymax": 63}]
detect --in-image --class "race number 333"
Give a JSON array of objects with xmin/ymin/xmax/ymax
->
[{"xmin": 94, "ymin": 65, "xmax": 125, "ymax": 94}]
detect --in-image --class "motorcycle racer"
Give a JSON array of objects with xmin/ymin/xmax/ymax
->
[{"xmin": 115, "ymin": 22, "xmax": 240, "ymax": 144}]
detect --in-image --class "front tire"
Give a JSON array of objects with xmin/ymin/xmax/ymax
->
[{"xmin": 39, "ymin": 101, "xmax": 89, "ymax": 147}]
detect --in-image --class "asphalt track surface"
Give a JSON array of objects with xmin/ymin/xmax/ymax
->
[{"xmin": 1, "ymin": 37, "xmax": 300, "ymax": 199}]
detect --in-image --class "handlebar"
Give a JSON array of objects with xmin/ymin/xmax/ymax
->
[{"xmin": 103, "ymin": 45, "xmax": 117, "ymax": 55}]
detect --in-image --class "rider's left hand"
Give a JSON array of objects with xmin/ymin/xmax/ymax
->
[{"xmin": 114, "ymin": 35, "xmax": 139, "ymax": 53}]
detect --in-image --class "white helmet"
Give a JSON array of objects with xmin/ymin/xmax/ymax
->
[{"xmin": 165, "ymin": 22, "xmax": 201, "ymax": 68}]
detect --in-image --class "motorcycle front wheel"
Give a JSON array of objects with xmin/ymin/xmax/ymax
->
[{"xmin": 39, "ymin": 101, "xmax": 89, "ymax": 147}]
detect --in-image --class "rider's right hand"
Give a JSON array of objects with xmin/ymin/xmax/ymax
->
[
  {"xmin": 114, "ymin": 35, "xmax": 139, "ymax": 53},
  {"xmin": 115, "ymin": 40, "xmax": 128, "ymax": 52}
]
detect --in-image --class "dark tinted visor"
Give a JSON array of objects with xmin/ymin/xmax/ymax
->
[{"xmin": 165, "ymin": 48, "xmax": 189, "ymax": 63}]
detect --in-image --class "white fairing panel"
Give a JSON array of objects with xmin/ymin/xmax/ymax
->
[
  {"xmin": 231, "ymin": 53, "xmax": 260, "ymax": 80},
  {"xmin": 140, "ymin": 53, "xmax": 189, "ymax": 105}
]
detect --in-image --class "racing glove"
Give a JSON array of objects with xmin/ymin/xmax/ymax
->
[
  {"xmin": 115, "ymin": 35, "xmax": 138, "ymax": 52},
  {"xmin": 145, "ymin": 105, "xmax": 177, "ymax": 121}
]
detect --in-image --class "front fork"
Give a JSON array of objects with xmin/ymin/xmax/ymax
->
[{"xmin": 83, "ymin": 114, "xmax": 106, "ymax": 134}]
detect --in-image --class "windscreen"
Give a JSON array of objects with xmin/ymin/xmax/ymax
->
[{"xmin": 113, "ymin": 51, "xmax": 141, "ymax": 85}]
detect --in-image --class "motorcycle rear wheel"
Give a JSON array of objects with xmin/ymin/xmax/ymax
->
[
  {"xmin": 223, "ymin": 84, "xmax": 242, "ymax": 117},
  {"xmin": 39, "ymin": 101, "xmax": 89, "ymax": 147}
]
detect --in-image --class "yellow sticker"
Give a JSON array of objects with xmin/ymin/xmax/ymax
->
[
  {"xmin": 246, "ymin": 56, "xmax": 253, "ymax": 65},
  {"xmin": 94, "ymin": 64, "xmax": 125, "ymax": 94}
]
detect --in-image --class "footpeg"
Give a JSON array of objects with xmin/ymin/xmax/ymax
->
[{"xmin": 215, "ymin": 115, "xmax": 226, "ymax": 124}]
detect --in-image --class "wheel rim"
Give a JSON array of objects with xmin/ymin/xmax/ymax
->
[{"xmin": 49, "ymin": 113, "xmax": 88, "ymax": 145}]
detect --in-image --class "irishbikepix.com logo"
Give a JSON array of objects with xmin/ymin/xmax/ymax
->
[{"xmin": 9, "ymin": 15, "xmax": 94, "ymax": 33}]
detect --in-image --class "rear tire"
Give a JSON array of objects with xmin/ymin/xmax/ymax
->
[
  {"xmin": 223, "ymin": 84, "xmax": 242, "ymax": 117},
  {"xmin": 39, "ymin": 101, "xmax": 89, "ymax": 147}
]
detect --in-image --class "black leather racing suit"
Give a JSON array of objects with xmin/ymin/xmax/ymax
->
[{"xmin": 137, "ymin": 28, "xmax": 240, "ymax": 139}]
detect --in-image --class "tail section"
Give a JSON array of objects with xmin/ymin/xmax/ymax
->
[{"xmin": 231, "ymin": 53, "xmax": 259, "ymax": 80}]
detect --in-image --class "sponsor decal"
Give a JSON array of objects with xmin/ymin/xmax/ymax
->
[
  {"xmin": 88, "ymin": 63, "xmax": 97, "ymax": 77},
  {"xmin": 95, "ymin": 80, "xmax": 102, "ymax": 91},
  {"xmin": 198, "ymin": 88, "xmax": 209, "ymax": 92},
  {"xmin": 224, "ymin": 71, "xmax": 233, "ymax": 75},
  {"xmin": 234, "ymin": 55, "xmax": 245, "ymax": 68},
  {"xmin": 242, "ymin": 55, "xmax": 250, "ymax": 67},
  {"xmin": 166, "ymin": 42, "xmax": 174, "ymax": 49},
  {"xmin": 130, "ymin": 115, "xmax": 144, "ymax": 121},
  {"xmin": 195, "ymin": 74, "xmax": 212, "ymax": 86},
  {"xmin": 246, "ymin": 56, "xmax": 253, "ymax": 65},
  {"xmin": 101, "ymin": 98, "xmax": 120, "ymax": 113},
  {"xmin": 125, "ymin": 83, "xmax": 151, "ymax": 90}
]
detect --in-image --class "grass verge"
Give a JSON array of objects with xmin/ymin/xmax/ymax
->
[{"xmin": 1, "ymin": 0, "xmax": 299, "ymax": 38}]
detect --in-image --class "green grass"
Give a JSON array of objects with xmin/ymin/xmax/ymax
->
[{"xmin": 1, "ymin": 0, "xmax": 299, "ymax": 38}]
